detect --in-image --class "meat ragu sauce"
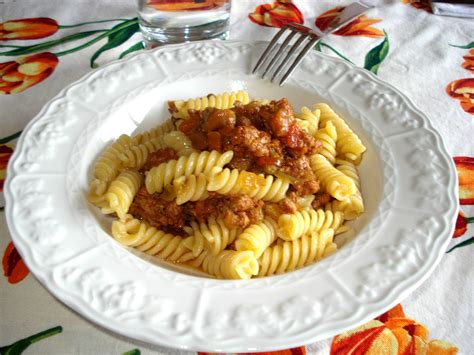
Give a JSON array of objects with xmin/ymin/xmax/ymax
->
[
  {"xmin": 129, "ymin": 99, "xmax": 324, "ymax": 232},
  {"xmin": 178, "ymin": 99, "xmax": 322, "ymax": 195}
]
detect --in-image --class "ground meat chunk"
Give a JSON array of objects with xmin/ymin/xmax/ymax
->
[
  {"xmin": 142, "ymin": 148, "xmax": 178, "ymax": 172},
  {"xmin": 129, "ymin": 186, "xmax": 185, "ymax": 229},
  {"xmin": 259, "ymin": 98, "xmax": 294, "ymax": 137},
  {"xmin": 292, "ymin": 179, "xmax": 320, "ymax": 196},
  {"xmin": 257, "ymin": 99, "xmax": 321, "ymax": 156},
  {"xmin": 312, "ymin": 192, "xmax": 331, "ymax": 209},
  {"xmin": 203, "ymin": 109, "xmax": 236, "ymax": 132},
  {"xmin": 276, "ymin": 197, "xmax": 298, "ymax": 214},
  {"xmin": 279, "ymin": 156, "xmax": 320, "ymax": 195},
  {"xmin": 228, "ymin": 125, "xmax": 272, "ymax": 157},
  {"xmin": 187, "ymin": 193, "xmax": 264, "ymax": 229},
  {"xmin": 233, "ymin": 101, "xmax": 264, "ymax": 129},
  {"xmin": 280, "ymin": 156, "xmax": 313, "ymax": 179}
]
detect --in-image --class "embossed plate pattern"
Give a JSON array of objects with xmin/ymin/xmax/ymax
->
[{"xmin": 4, "ymin": 40, "xmax": 458, "ymax": 352}]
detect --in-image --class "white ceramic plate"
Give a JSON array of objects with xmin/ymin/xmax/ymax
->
[{"xmin": 4, "ymin": 40, "xmax": 458, "ymax": 352}]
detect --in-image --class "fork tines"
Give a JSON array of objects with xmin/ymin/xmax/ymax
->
[{"xmin": 253, "ymin": 23, "xmax": 321, "ymax": 86}]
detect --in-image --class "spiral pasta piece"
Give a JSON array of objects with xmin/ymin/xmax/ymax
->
[
  {"xmin": 295, "ymin": 106, "xmax": 320, "ymax": 135},
  {"xmin": 145, "ymin": 150, "xmax": 234, "ymax": 194},
  {"xmin": 172, "ymin": 91, "xmax": 250, "ymax": 119},
  {"xmin": 207, "ymin": 168, "xmax": 289, "ymax": 202},
  {"xmin": 185, "ymin": 218, "xmax": 238, "ymax": 256},
  {"xmin": 336, "ymin": 159, "xmax": 361, "ymax": 190},
  {"xmin": 88, "ymin": 134, "xmax": 134, "ymax": 206},
  {"xmin": 235, "ymin": 218, "xmax": 277, "ymax": 258},
  {"xmin": 112, "ymin": 215, "xmax": 194, "ymax": 262},
  {"xmin": 325, "ymin": 159, "xmax": 365, "ymax": 220},
  {"xmin": 172, "ymin": 174, "xmax": 209, "ymax": 205},
  {"xmin": 120, "ymin": 136, "xmax": 166, "ymax": 169},
  {"xmin": 315, "ymin": 103, "xmax": 366, "ymax": 164},
  {"xmin": 277, "ymin": 208, "xmax": 344, "ymax": 241},
  {"xmin": 310, "ymin": 154, "xmax": 357, "ymax": 201},
  {"xmin": 101, "ymin": 169, "xmax": 142, "ymax": 219},
  {"xmin": 258, "ymin": 228, "xmax": 335, "ymax": 277},
  {"xmin": 93, "ymin": 134, "xmax": 133, "ymax": 181},
  {"xmin": 314, "ymin": 120, "xmax": 338, "ymax": 165},
  {"xmin": 163, "ymin": 130, "xmax": 197, "ymax": 156},
  {"xmin": 131, "ymin": 119, "xmax": 175, "ymax": 145},
  {"xmin": 189, "ymin": 250, "xmax": 259, "ymax": 279}
]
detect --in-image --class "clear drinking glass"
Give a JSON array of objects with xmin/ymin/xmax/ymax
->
[{"xmin": 137, "ymin": 0, "xmax": 232, "ymax": 48}]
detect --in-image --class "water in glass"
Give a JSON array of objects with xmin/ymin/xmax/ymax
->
[{"xmin": 138, "ymin": 0, "xmax": 231, "ymax": 47}]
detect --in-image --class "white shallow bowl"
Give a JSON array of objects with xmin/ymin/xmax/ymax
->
[{"xmin": 4, "ymin": 40, "xmax": 458, "ymax": 352}]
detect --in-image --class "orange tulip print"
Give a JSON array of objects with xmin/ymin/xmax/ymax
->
[
  {"xmin": 453, "ymin": 211, "xmax": 470, "ymax": 238},
  {"xmin": 462, "ymin": 49, "xmax": 474, "ymax": 74},
  {"xmin": 2, "ymin": 241, "xmax": 29, "ymax": 284},
  {"xmin": 249, "ymin": 0, "xmax": 304, "ymax": 28},
  {"xmin": 0, "ymin": 17, "xmax": 58, "ymax": 41},
  {"xmin": 0, "ymin": 52, "xmax": 58, "ymax": 94},
  {"xmin": 330, "ymin": 304, "xmax": 458, "ymax": 355},
  {"xmin": 315, "ymin": 7, "xmax": 383, "ymax": 38},
  {"xmin": 446, "ymin": 78, "xmax": 474, "ymax": 114},
  {"xmin": 0, "ymin": 144, "xmax": 13, "ymax": 191},
  {"xmin": 454, "ymin": 156, "xmax": 474, "ymax": 205},
  {"xmin": 401, "ymin": 0, "xmax": 433, "ymax": 13}
]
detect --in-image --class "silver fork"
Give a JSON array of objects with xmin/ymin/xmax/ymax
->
[{"xmin": 252, "ymin": 2, "xmax": 374, "ymax": 86}]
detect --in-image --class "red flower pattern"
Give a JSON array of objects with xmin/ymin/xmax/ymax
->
[
  {"xmin": 401, "ymin": 0, "xmax": 433, "ymax": 13},
  {"xmin": 462, "ymin": 49, "xmax": 474, "ymax": 74},
  {"xmin": 0, "ymin": 17, "xmax": 58, "ymax": 41},
  {"xmin": 0, "ymin": 52, "xmax": 59, "ymax": 94},
  {"xmin": 446, "ymin": 78, "xmax": 474, "ymax": 115},
  {"xmin": 2, "ymin": 242, "xmax": 29, "ymax": 284},
  {"xmin": 315, "ymin": 7, "xmax": 383, "ymax": 38},
  {"xmin": 331, "ymin": 304, "xmax": 458, "ymax": 354},
  {"xmin": 249, "ymin": 0, "xmax": 303, "ymax": 28},
  {"xmin": 454, "ymin": 156, "xmax": 474, "ymax": 204}
]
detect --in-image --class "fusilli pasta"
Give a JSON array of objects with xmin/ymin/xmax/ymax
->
[
  {"xmin": 101, "ymin": 169, "xmax": 142, "ymax": 219},
  {"xmin": 310, "ymin": 154, "xmax": 357, "ymax": 201},
  {"xmin": 89, "ymin": 94, "xmax": 369, "ymax": 280},
  {"xmin": 207, "ymin": 167, "xmax": 289, "ymax": 202},
  {"xmin": 120, "ymin": 136, "xmax": 166, "ymax": 169},
  {"xmin": 258, "ymin": 228, "xmax": 335, "ymax": 277},
  {"xmin": 277, "ymin": 208, "xmax": 344, "ymax": 241},
  {"xmin": 189, "ymin": 250, "xmax": 259, "ymax": 279},
  {"xmin": 173, "ymin": 173, "xmax": 209, "ymax": 205},
  {"xmin": 326, "ymin": 159, "xmax": 365, "ymax": 220},
  {"xmin": 295, "ymin": 106, "xmax": 320, "ymax": 135},
  {"xmin": 131, "ymin": 119, "xmax": 175, "ymax": 145},
  {"xmin": 162, "ymin": 130, "xmax": 197, "ymax": 156},
  {"xmin": 145, "ymin": 150, "xmax": 234, "ymax": 194},
  {"xmin": 88, "ymin": 134, "xmax": 134, "ymax": 205},
  {"xmin": 316, "ymin": 103, "xmax": 366, "ymax": 164},
  {"xmin": 235, "ymin": 218, "xmax": 277, "ymax": 258},
  {"xmin": 185, "ymin": 218, "xmax": 238, "ymax": 256},
  {"xmin": 112, "ymin": 215, "xmax": 194, "ymax": 262},
  {"xmin": 172, "ymin": 91, "xmax": 250, "ymax": 119},
  {"xmin": 314, "ymin": 120, "xmax": 338, "ymax": 165}
]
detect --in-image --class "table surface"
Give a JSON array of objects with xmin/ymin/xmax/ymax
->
[{"xmin": 1, "ymin": 1, "xmax": 473, "ymax": 354}]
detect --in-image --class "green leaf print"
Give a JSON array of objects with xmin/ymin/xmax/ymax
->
[
  {"xmin": 449, "ymin": 42, "xmax": 474, "ymax": 49},
  {"xmin": 90, "ymin": 19, "xmax": 140, "ymax": 68},
  {"xmin": 364, "ymin": 30, "xmax": 389, "ymax": 75},
  {"xmin": 0, "ymin": 326, "xmax": 62, "ymax": 355},
  {"xmin": 0, "ymin": 31, "xmax": 106, "ymax": 56},
  {"xmin": 123, "ymin": 349, "xmax": 141, "ymax": 355},
  {"xmin": 119, "ymin": 42, "xmax": 145, "ymax": 59},
  {"xmin": 447, "ymin": 236, "xmax": 474, "ymax": 253}
]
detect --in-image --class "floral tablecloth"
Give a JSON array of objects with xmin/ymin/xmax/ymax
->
[{"xmin": 1, "ymin": 0, "xmax": 473, "ymax": 354}]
